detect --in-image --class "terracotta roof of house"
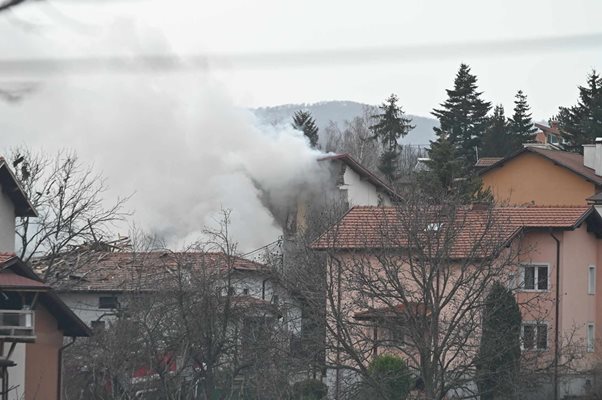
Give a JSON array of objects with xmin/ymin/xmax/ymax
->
[
  {"xmin": 0, "ymin": 157, "xmax": 37, "ymax": 217},
  {"xmin": 37, "ymin": 251, "xmax": 271, "ymax": 292},
  {"xmin": 0, "ymin": 270, "xmax": 49, "ymax": 290},
  {"xmin": 353, "ymin": 303, "xmax": 429, "ymax": 321},
  {"xmin": 311, "ymin": 205, "xmax": 593, "ymax": 258},
  {"xmin": 0, "ymin": 254, "xmax": 90, "ymax": 337},
  {"xmin": 478, "ymin": 147, "xmax": 602, "ymax": 186},
  {"xmin": 318, "ymin": 153, "xmax": 401, "ymax": 200},
  {"xmin": 475, "ymin": 157, "xmax": 503, "ymax": 168}
]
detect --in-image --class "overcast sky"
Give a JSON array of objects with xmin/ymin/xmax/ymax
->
[
  {"xmin": 1, "ymin": 0, "xmax": 601, "ymax": 249},
  {"xmin": 0, "ymin": 0, "xmax": 601, "ymax": 118}
]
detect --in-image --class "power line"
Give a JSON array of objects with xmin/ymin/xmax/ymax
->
[{"xmin": 0, "ymin": 32, "xmax": 601, "ymax": 76}]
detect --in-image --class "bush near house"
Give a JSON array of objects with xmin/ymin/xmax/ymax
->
[
  {"xmin": 366, "ymin": 354, "xmax": 413, "ymax": 400},
  {"xmin": 291, "ymin": 379, "xmax": 328, "ymax": 400}
]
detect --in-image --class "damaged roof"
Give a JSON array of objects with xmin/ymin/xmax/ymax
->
[
  {"xmin": 36, "ymin": 251, "xmax": 271, "ymax": 293},
  {"xmin": 311, "ymin": 205, "xmax": 594, "ymax": 259}
]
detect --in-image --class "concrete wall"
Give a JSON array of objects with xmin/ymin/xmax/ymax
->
[
  {"xmin": 0, "ymin": 191, "xmax": 16, "ymax": 252},
  {"xmin": 481, "ymin": 152, "xmax": 596, "ymax": 206}
]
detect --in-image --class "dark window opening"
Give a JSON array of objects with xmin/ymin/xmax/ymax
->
[{"xmin": 98, "ymin": 296, "xmax": 119, "ymax": 309}]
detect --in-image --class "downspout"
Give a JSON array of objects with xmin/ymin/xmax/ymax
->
[
  {"xmin": 57, "ymin": 337, "xmax": 76, "ymax": 400},
  {"xmin": 261, "ymin": 278, "xmax": 269, "ymax": 300},
  {"xmin": 550, "ymin": 231, "xmax": 561, "ymax": 400}
]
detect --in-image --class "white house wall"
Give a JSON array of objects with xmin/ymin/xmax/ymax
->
[
  {"xmin": 59, "ymin": 271, "xmax": 302, "ymax": 334},
  {"xmin": 341, "ymin": 166, "xmax": 391, "ymax": 207}
]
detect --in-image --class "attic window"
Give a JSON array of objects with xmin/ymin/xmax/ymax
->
[{"xmin": 426, "ymin": 223, "xmax": 442, "ymax": 232}]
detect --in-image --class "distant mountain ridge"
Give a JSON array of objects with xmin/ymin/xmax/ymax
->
[{"xmin": 252, "ymin": 100, "xmax": 438, "ymax": 146}]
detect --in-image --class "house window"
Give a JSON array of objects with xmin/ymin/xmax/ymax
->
[
  {"xmin": 587, "ymin": 323, "xmax": 595, "ymax": 353},
  {"xmin": 522, "ymin": 264, "xmax": 549, "ymax": 291},
  {"xmin": 243, "ymin": 288, "xmax": 249, "ymax": 295},
  {"xmin": 91, "ymin": 320, "xmax": 106, "ymax": 331},
  {"xmin": 588, "ymin": 265, "xmax": 596, "ymax": 295},
  {"xmin": 98, "ymin": 296, "xmax": 118, "ymax": 309},
  {"xmin": 548, "ymin": 134, "xmax": 559, "ymax": 145},
  {"xmin": 522, "ymin": 322, "xmax": 548, "ymax": 350}
]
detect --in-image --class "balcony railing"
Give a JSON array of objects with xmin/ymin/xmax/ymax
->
[{"xmin": 0, "ymin": 310, "xmax": 35, "ymax": 342}]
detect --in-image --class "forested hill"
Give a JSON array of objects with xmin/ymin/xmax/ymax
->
[{"xmin": 252, "ymin": 100, "xmax": 438, "ymax": 146}]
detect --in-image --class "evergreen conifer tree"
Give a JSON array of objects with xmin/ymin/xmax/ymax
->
[
  {"xmin": 508, "ymin": 90, "xmax": 537, "ymax": 150},
  {"xmin": 369, "ymin": 94, "xmax": 414, "ymax": 182},
  {"xmin": 480, "ymin": 105, "xmax": 512, "ymax": 157},
  {"xmin": 418, "ymin": 135, "xmax": 490, "ymax": 202},
  {"xmin": 292, "ymin": 110, "xmax": 320, "ymax": 148},
  {"xmin": 557, "ymin": 70, "xmax": 602, "ymax": 151},
  {"xmin": 432, "ymin": 64, "xmax": 492, "ymax": 167},
  {"xmin": 476, "ymin": 282, "xmax": 522, "ymax": 400}
]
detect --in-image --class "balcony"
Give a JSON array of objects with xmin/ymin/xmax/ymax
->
[{"xmin": 0, "ymin": 310, "xmax": 35, "ymax": 342}]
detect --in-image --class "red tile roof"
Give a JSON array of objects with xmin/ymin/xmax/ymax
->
[
  {"xmin": 479, "ymin": 147, "xmax": 602, "ymax": 185},
  {"xmin": 311, "ymin": 205, "xmax": 592, "ymax": 259},
  {"xmin": 37, "ymin": 251, "xmax": 270, "ymax": 292},
  {"xmin": 0, "ymin": 253, "xmax": 90, "ymax": 337},
  {"xmin": 0, "ymin": 270, "xmax": 49, "ymax": 290},
  {"xmin": 318, "ymin": 153, "xmax": 401, "ymax": 200}
]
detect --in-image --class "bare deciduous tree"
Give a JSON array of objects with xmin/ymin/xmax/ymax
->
[
  {"xmin": 9, "ymin": 147, "xmax": 128, "ymax": 279},
  {"xmin": 310, "ymin": 193, "xmax": 585, "ymax": 400},
  {"xmin": 62, "ymin": 211, "xmax": 299, "ymax": 400}
]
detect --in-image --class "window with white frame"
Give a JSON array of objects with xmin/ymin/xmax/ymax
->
[
  {"xmin": 587, "ymin": 323, "xmax": 595, "ymax": 352},
  {"xmin": 522, "ymin": 322, "xmax": 548, "ymax": 350},
  {"xmin": 588, "ymin": 265, "xmax": 596, "ymax": 295},
  {"xmin": 521, "ymin": 264, "xmax": 549, "ymax": 291}
]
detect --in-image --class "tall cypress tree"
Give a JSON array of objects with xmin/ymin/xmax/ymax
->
[
  {"xmin": 508, "ymin": 90, "xmax": 537, "ymax": 151},
  {"xmin": 557, "ymin": 70, "xmax": 602, "ymax": 151},
  {"xmin": 476, "ymin": 282, "xmax": 522, "ymax": 400},
  {"xmin": 292, "ymin": 110, "xmax": 320, "ymax": 148},
  {"xmin": 369, "ymin": 94, "xmax": 414, "ymax": 182},
  {"xmin": 432, "ymin": 64, "xmax": 492, "ymax": 167},
  {"xmin": 480, "ymin": 105, "xmax": 512, "ymax": 158}
]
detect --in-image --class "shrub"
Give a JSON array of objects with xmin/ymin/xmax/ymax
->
[
  {"xmin": 291, "ymin": 379, "xmax": 328, "ymax": 400},
  {"xmin": 366, "ymin": 354, "xmax": 412, "ymax": 400}
]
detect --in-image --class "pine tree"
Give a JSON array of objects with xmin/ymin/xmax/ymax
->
[
  {"xmin": 476, "ymin": 282, "xmax": 522, "ymax": 400},
  {"xmin": 508, "ymin": 90, "xmax": 537, "ymax": 150},
  {"xmin": 432, "ymin": 64, "xmax": 492, "ymax": 167},
  {"xmin": 480, "ymin": 105, "xmax": 512, "ymax": 158},
  {"xmin": 369, "ymin": 94, "xmax": 414, "ymax": 182},
  {"xmin": 557, "ymin": 70, "xmax": 602, "ymax": 151},
  {"xmin": 292, "ymin": 110, "xmax": 320, "ymax": 148},
  {"xmin": 418, "ymin": 135, "xmax": 490, "ymax": 202}
]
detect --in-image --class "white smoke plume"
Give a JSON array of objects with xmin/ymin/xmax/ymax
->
[{"xmin": 2, "ymin": 74, "xmax": 330, "ymax": 251}]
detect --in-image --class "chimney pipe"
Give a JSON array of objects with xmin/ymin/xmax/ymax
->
[{"xmin": 595, "ymin": 138, "xmax": 602, "ymax": 176}]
